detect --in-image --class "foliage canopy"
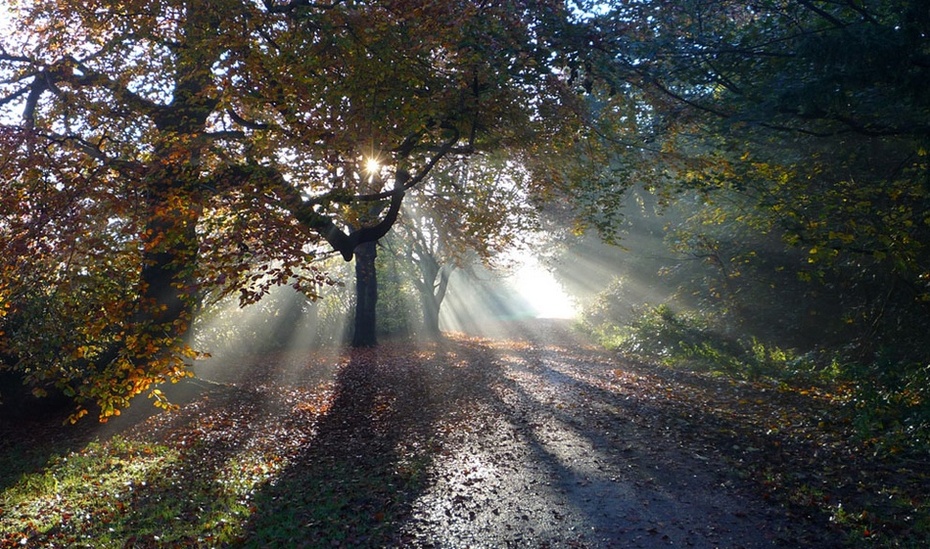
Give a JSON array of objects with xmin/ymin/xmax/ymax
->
[
  {"xmin": 0, "ymin": 0, "xmax": 596, "ymax": 418},
  {"xmin": 572, "ymin": 0, "xmax": 930, "ymax": 439}
]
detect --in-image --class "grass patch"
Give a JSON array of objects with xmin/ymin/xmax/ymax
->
[
  {"xmin": 0, "ymin": 343, "xmax": 463, "ymax": 548},
  {"xmin": 0, "ymin": 436, "xmax": 178, "ymax": 547},
  {"xmin": 0, "ymin": 435, "xmax": 296, "ymax": 548},
  {"xmin": 244, "ymin": 455, "xmax": 431, "ymax": 547}
]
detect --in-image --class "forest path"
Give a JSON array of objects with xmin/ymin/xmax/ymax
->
[
  {"xmin": 396, "ymin": 319, "xmax": 832, "ymax": 548},
  {"xmin": 1, "ymin": 319, "xmax": 851, "ymax": 547}
]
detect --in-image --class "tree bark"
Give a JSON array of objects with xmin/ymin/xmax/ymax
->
[
  {"xmin": 116, "ymin": 185, "xmax": 202, "ymax": 371},
  {"xmin": 352, "ymin": 240, "xmax": 378, "ymax": 347},
  {"xmin": 420, "ymin": 288, "xmax": 441, "ymax": 339},
  {"xmin": 415, "ymin": 261, "xmax": 450, "ymax": 340},
  {"xmin": 137, "ymin": 203, "xmax": 200, "ymax": 334}
]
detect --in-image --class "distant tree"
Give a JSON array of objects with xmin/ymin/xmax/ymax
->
[{"xmin": 388, "ymin": 155, "xmax": 538, "ymax": 339}]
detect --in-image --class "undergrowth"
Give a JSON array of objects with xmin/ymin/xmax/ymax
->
[
  {"xmin": 0, "ymin": 433, "xmax": 285, "ymax": 547},
  {"xmin": 581, "ymin": 303, "xmax": 930, "ymax": 546},
  {"xmin": 583, "ymin": 303, "xmax": 930, "ymax": 449}
]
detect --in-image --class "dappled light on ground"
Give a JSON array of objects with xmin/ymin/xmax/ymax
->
[
  {"xmin": 1, "ymin": 320, "xmax": 926, "ymax": 547},
  {"xmin": 402, "ymin": 321, "xmax": 804, "ymax": 547}
]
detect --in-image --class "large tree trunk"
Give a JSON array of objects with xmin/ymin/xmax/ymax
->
[
  {"xmin": 97, "ymin": 186, "xmax": 201, "ymax": 397},
  {"xmin": 420, "ymin": 289, "xmax": 441, "ymax": 339},
  {"xmin": 79, "ymin": 187, "xmax": 201, "ymax": 420},
  {"xmin": 135, "ymin": 192, "xmax": 201, "ymax": 346},
  {"xmin": 352, "ymin": 240, "xmax": 378, "ymax": 347}
]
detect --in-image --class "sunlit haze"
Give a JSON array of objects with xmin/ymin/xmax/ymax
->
[{"xmin": 505, "ymin": 252, "xmax": 577, "ymax": 319}]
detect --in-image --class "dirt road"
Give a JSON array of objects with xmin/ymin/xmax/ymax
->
[
  {"xmin": 3, "ymin": 319, "xmax": 845, "ymax": 547},
  {"xmin": 396, "ymin": 320, "xmax": 835, "ymax": 548}
]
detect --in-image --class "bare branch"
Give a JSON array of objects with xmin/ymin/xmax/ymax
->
[
  {"xmin": 796, "ymin": 0, "xmax": 849, "ymax": 29},
  {"xmin": 0, "ymin": 49, "xmax": 31, "ymax": 64},
  {"xmin": 22, "ymin": 73, "xmax": 49, "ymax": 127},
  {"xmin": 62, "ymin": 56, "xmax": 168, "ymax": 121},
  {"xmin": 38, "ymin": 129, "xmax": 144, "ymax": 178},
  {"xmin": 0, "ymin": 85, "xmax": 31, "ymax": 110}
]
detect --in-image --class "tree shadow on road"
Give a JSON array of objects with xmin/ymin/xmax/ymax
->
[
  {"xmin": 241, "ymin": 340, "xmax": 499, "ymax": 547},
  {"xmin": 1, "ymin": 323, "xmax": 875, "ymax": 547},
  {"xmin": 402, "ymin": 321, "xmax": 849, "ymax": 547}
]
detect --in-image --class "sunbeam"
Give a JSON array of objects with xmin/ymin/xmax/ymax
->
[
  {"xmin": 191, "ymin": 285, "xmax": 350, "ymax": 386},
  {"xmin": 505, "ymin": 253, "xmax": 578, "ymax": 320},
  {"xmin": 438, "ymin": 270, "xmax": 534, "ymax": 338}
]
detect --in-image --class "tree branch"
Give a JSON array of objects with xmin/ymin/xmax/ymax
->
[
  {"xmin": 262, "ymin": 0, "xmax": 346, "ymax": 14},
  {"xmin": 53, "ymin": 56, "xmax": 168, "ymax": 122},
  {"xmin": 226, "ymin": 108, "xmax": 270, "ymax": 130},
  {"xmin": 22, "ymin": 75, "xmax": 47, "ymax": 127},
  {"xmin": 796, "ymin": 0, "xmax": 849, "ymax": 29},
  {"xmin": 355, "ymin": 129, "xmax": 463, "ymax": 202},
  {"xmin": 38, "ymin": 129, "xmax": 145, "ymax": 179}
]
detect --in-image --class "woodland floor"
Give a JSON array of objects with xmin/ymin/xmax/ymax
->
[{"xmin": 1, "ymin": 319, "xmax": 928, "ymax": 547}]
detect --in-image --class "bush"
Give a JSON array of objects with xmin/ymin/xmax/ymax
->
[
  {"xmin": 583, "ymin": 296, "xmax": 930, "ymax": 450},
  {"xmin": 583, "ymin": 298, "xmax": 830, "ymax": 382},
  {"xmin": 841, "ymin": 352, "xmax": 930, "ymax": 450}
]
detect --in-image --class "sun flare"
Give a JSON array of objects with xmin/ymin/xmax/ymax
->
[{"xmin": 364, "ymin": 157, "xmax": 381, "ymax": 175}]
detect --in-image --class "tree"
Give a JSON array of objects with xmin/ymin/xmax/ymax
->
[
  {"xmin": 262, "ymin": 0, "xmax": 595, "ymax": 345},
  {"xmin": 568, "ymin": 0, "xmax": 930, "ymax": 426},
  {"xmin": 563, "ymin": 0, "xmax": 928, "ymax": 323},
  {"xmin": 0, "ymin": 0, "xmax": 342, "ymax": 419},
  {"xmin": 0, "ymin": 0, "xmax": 592, "ymax": 417},
  {"xmin": 388, "ymin": 154, "xmax": 538, "ymax": 338}
]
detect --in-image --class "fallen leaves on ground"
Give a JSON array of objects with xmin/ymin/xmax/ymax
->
[{"xmin": 0, "ymin": 320, "xmax": 927, "ymax": 547}]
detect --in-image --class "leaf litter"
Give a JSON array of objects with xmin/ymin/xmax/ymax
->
[{"xmin": 1, "ymin": 319, "xmax": 926, "ymax": 547}]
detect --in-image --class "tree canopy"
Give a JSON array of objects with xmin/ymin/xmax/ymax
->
[
  {"xmin": 0, "ymin": 0, "xmax": 594, "ymax": 419},
  {"xmin": 6, "ymin": 0, "xmax": 926, "ymax": 428},
  {"xmin": 568, "ymin": 0, "xmax": 930, "ymax": 435},
  {"xmin": 387, "ymin": 154, "xmax": 539, "ymax": 338}
]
